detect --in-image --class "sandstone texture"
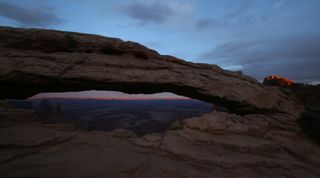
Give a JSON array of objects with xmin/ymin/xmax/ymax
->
[
  {"xmin": 0, "ymin": 26, "xmax": 318, "ymax": 178},
  {"xmin": 0, "ymin": 26, "xmax": 302, "ymax": 115},
  {"xmin": 0, "ymin": 101, "xmax": 320, "ymax": 178}
]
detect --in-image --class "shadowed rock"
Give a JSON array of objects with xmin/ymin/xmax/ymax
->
[{"xmin": 0, "ymin": 101, "xmax": 319, "ymax": 178}]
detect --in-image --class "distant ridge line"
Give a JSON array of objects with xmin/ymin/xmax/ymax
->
[{"xmin": 28, "ymin": 97, "xmax": 192, "ymax": 101}]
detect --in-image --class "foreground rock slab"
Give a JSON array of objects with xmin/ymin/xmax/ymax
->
[{"xmin": 0, "ymin": 102, "xmax": 319, "ymax": 178}]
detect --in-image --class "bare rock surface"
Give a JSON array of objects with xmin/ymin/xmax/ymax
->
[
  {"xmin": 0, "ymin": 26, "xmax": 302, "ymax": 115},
  {"xmin": 0, "ymin": 101, "xmax": 319, "ymax": 178}
]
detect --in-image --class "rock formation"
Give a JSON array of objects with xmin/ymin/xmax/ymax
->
[
  {"xmin": 263, "ymin": 75, "xmax": 295, "ymax": 87},
  {"xmin": 263, "ymin": 75, "xmax": 320, "ymax": 108},
  {"xmin": 0, "ymin": 26, "xmax": 319, "ymax": 178},
  {"xmin": 0, "ymin": 26, "xmax": 301, "ymax": 115},
  {"xmin": 1, "ymin": 101, "xmax": 320, "ymax": 178}
]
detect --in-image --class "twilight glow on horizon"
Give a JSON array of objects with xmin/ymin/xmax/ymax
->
[{"xmin": 29, "ymin": 91, "xmax": 190, "ymax": 100}]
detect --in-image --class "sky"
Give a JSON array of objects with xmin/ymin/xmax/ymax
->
[{"xmin": 0, "ymin": 0, "xmax": 319, "ymax": 84}]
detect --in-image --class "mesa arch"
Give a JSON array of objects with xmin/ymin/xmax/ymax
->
[{"xmin": 0, "ymin": 26, "xmax": 301, "ymax": 115}]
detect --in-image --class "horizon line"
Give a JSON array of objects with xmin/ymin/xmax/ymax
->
[{"xmin": 27, "ymin": 96, "xmax": 192, "ymax": 101}]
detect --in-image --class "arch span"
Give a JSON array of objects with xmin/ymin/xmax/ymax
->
[{"xmin": 0, "ymin": 27, "xmax": 301, "ymax": 115}]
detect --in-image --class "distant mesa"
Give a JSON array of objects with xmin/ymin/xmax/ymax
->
[{"xmin": 263, "ymin": 75, "xmax": 294, "ymax": 87}]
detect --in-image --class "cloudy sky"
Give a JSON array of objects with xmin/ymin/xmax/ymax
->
[{"xmin": 0, "ymin": 0, "xmax": 319, "ymax": 83}]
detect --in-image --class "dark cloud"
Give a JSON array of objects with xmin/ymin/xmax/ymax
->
[
  {"xmin": 122, "ymin": 2, "xmax": 175, "ymax": 24},
  {"xmin": 0, "ymin": 2, "xmax": 62, "ymax": 27},
  {"xmin": 201, "ymin": 35, "xmax": 320, "ymax": 82},
  {"xmin": 195, "ymin": 18, "xmax": 215, "ymax": 31}
]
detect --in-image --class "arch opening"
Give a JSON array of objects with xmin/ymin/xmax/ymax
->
[
  {"xmin": 0, "ymin": 81, "xmax": 258, "ymax": 115},
  {"xmin": 8, "ymin": 90, "xmax": 214, "ymax": 136}
]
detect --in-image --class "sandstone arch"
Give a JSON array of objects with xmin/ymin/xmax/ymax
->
[{"xmin": 0, "ymin": 27, "xmax": 302, "ymax": 115}]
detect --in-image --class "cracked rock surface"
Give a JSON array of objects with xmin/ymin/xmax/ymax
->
[{"xmin": 0, "ymin": 101, "xmax": 319, "ymax": 178}]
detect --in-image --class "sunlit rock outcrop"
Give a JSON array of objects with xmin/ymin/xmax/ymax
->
[{"xmin": 263, "ymin": 75, "xmax": 295, "ymax": 87}]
